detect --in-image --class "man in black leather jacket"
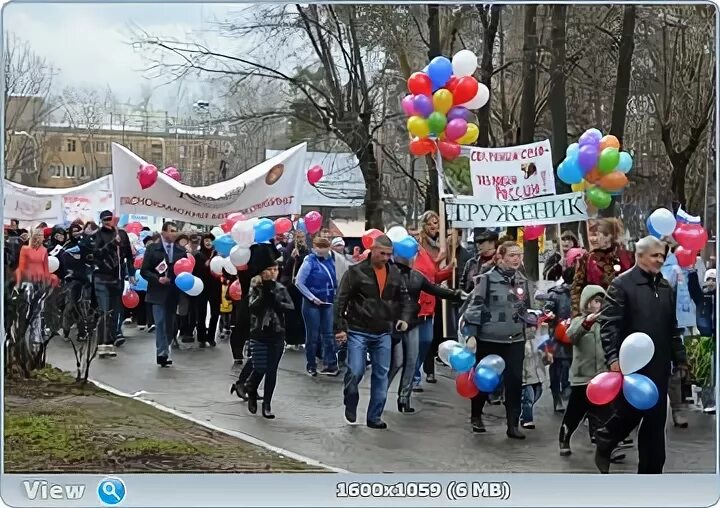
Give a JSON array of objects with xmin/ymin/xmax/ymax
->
[{"xmin": 595, "ymin": 235, "xmax": 688, "ymax": 474}]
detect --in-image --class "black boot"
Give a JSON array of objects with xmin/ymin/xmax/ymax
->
[
  {"xmin": 471, "ymin": 416, "xmax": 486, "ymax": 433},
  {"xmin": 262, "ymin": 402, "xmax": 275, "ymax": 419},
  {"xmin": 506, "ymin": 426, "xmax": 526, "ymax": 440},
  {"xmin": 593, "ymin": 428, "xmax": 614, "ymax": 474},
  {"xmin": 553, "ymin": 394, "xmax": 565, "ymax": 413},
  {"xmin": 559, "ymin": 424, "xmax": 571, "ymax": 456},
  {"xmin": 247, "ymin": 389, "xmax": 258, "ymax": 414},
  {"xmin": 230, "ymin": 382, "xmax": 248, "ymax": 401},
  {"xmin": 397, "ymin": 398, "xmax": 415, "ymax": 413}
]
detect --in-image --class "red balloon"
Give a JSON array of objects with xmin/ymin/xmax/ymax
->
[
  {"xmin": 125, "ymin": 222, "xmax": 143, "ymax": 236},
  {"xmin": 137, "ymin": 164, "xmax": 158, "ymax": 190},
  {"xmin": 275, "ymin": 217, "xmax": 293, "ymax": 235},
  {"xmin": 409, "ymin": 138, "xmax": 436, "ymax": 157},
  {"xmin": 134, "ymin": 257, "xmax": 143, "ymax": 269},
  {"xmin": 307, "ymin": 165, "xmax": 324, "ymax": 186},
  {"xmin": 229, "ymin": 280, "xmax": 243, "ymax": 301},
  {"xmin": 456, "ymin": 369, "xmax": 480, "ymax": 399},
  {"xmin": 445, "ymin": 75, "xmax": 460, "ymax": 93},
  {"xmin": 555, "ymin": 318, "xmax": 572, "ymax": 345},
  {"xmin": 523, "ymin": 225, "xmax": 545, "ymax": 241},
  {"xmin": 453, "ymin": 76, "xmax": 479, "ymax": 105},
  {"xmin": 362, "ymin": 229, "xmax": 383, "ymax": 250},
  {"xmin": 122, "ymin": 289, "xmax": 140, "ymax": 309},
  {"xmin": 173, "ymin": 257, "xmax": 194, "ymax": 276},
  {"xmin": 675, "ymin": 245, "xmax": 697, "ymax": 268},
  {"xmin": 407, "ymin": 72, "xmax": 432, "ymax": 96},
  {"xmin": 220, "ymin": 222, "xmax": 232, "ymax": 233},
  {"xmin": 673, "ymin": 223, "xmax": 708, "ymax": 252},
  {"xmin": 227, "ymin": 213, "xmax": 246, "ymax": 225},
  {"xmin": 186, "ymin": 253, "xmax": 196, "ymax": 268},
  {"xmin": 438, "ymin": 141, "xmax": 461, "ymax": 161},
  {"xmin": 586, "ymin": 371, "xmax": 623, "ymax": 406}
]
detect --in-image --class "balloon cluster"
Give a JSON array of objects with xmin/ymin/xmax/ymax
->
[
  {"xmin": 403, "ymin": 50, "xmax": 488, "ymax": 161},
  {"xmin": 586, "ymin": 332, "xmax": 659, "ymax": 410},
  {"xmin": 557, "ymin": 128, "xmax": 634, "ymax": 209},
  {"xmin": 386, "ymin": 225, "xmax": 420, "ymax": 259},
  {"xmin": 174, "ymin": 255, "xmax": 204, "ymax": 296},
  {"xmin": 646, "ymin": 207, "xmax": 708, "ymax": 267},
  {"xmin": 438, "ymin": 340, "xmax": 506, "ymax": 398}
]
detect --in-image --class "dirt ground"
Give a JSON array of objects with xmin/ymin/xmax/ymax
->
[{"xmin": 4, "ymin": 367, "xmax": 327, "ymax": 473}]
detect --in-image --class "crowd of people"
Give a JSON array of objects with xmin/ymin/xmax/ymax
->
[{"xmin": 3, "ymin": 212, "xmax": 716, "ymax": 474}]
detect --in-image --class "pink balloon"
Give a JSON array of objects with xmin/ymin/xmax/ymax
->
[
  {"xmin": 275, "ymin": 217, "xmax": 293, "ymax": 235},
  {"xmin": 307, "ymin": 165, "xmax": 324, "ymax": 186},
  {"xmin": 137, "ymin": 164, "xmax": 158, "ymax": 190},
  {"xmin": 445, "ymin": 118, "xmax": 468, "ymax": 141},
  {"xmin": 163, "ymin": 166, "xmax": 181, "ymax": 181},
  {"xmin": 401, "ymin": 95, "xmax": 416, "ymax": 116},
  {"xmin": 673, "ymin": 223, "xmax": 708, "ymax": 252},
  {"xmin": 523, "ymin": 225, "xmax": 545, "ymax": 241},
  {"xmin": 304, "ymin": 211, "xmax": 323, "ymax": 235},
  {"xmin": 586, "ymin": 371, "xmax": 623, "ymax": 406}
]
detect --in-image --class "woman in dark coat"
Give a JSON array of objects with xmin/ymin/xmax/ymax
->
[
  {"xmin": 193, "ymin": 233, "xmax": 221, "ymax": 346},
  {"xmin": 279, "ymin": 230, "xmax": 309, "ymax": 347}
]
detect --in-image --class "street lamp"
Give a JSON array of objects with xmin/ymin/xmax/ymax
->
[{"xmin": 13, "ymin": 130, "xmax": 38, "ymax": 175}]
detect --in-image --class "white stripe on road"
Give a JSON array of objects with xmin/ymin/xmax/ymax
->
[{"xmin": 89, "ymin": 379, "xmax": 350, "ymax": 473}]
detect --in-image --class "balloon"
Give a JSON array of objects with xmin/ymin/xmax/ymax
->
[
  {"xmin": 579, "ymin": 128, "xmax": 603, "ymax": 146},
  {"xmin": 452, "ymin": 76, "xmax": 479, "ymax": 105},
  {"xmin": 186, "ymin": 276, "xmax": 204, "ymax": 297},
  {"xmin": 413, "ymin": 95, "xmax": 434, "ymax": 118},
  {"xmin": 173, "ymin": 257, "xmax": 193, "ymax": 276},
  {"xmin": 673, "ymin": 223, "xmax": 708, "ymax": 251},
  {"xmin": 571, "ymin": 181, "xmax": 587, "ymax": 192},
  {"xmin": 122, "ymin": 289, "xmax": 140, "ymax": 309},
  {"xmin": 617, "ymin": 151, "xmax": 633, "ymax": 173},
  {"xmin": 186, "ymin": 253, "xmax": 196, "ymax": 268},
  {"xmin": 647, "ymin": 208, "xmax": 677, "ymax": 237},
  {"xmin": 132, "ymin": 269, "xmax": 147, "ymax": 292},
  {"xmin": 456, "ymin": 369, "xmax": 480, "ymax": 398},
  {"xmin": 578, "ymin": 144, "xmax": 600, "ymax": 171},
  {"xmin": 134, "ymin": 257, "xmax": 143, "ymax": 269},
  {"xmin": 427, "ymin": 112, "xmax": 447, "ymax": 135},
  {"xmin": 452, "ymin": 49, "xmax": 478, "ymax": 77},
  {"xmin": 386, "ymin": 225, "xmax": 409, "ymax": 243},
  {"xmin": 254, "ymin": 218, "xmax": 276, "ymax": 243},
  {"xmin": 163, "ymin": 166, "xmax": 181, "ymax": 181},
  {"xmin": 586, "ymin": 371, "xmax": 624, "ymax": 405},
  {"xmin": 623, "ymin": 373, "xmax": 659, "ymax": 410},
  {"xmin": 213, "ymin": 234, "xmax": 236, "ymax": 257},
  {"xmin": 558, "ymin": 159, "xmax": 583, "ymax": 185},
  {"xmin": 220, "ymin": 222, "xmax": 232, "ymax": 233},
  {"xmin": 447, "ymin": 106, "xmax": 471, "ymax": 121},
  {"xmin": 304, "ymin": 211, "xmax": 323, "ymax": 235},
  {"xmin": 674, "ymin": 246, "xmax": 697, "ymax": 268},
  {"xmin": 407, "ymin": 72, "xmax": 432, "ymax": 96},
  {"xmin": 459, "ymin": 83, "xmax": 490, "ymax": 110},
  {"xmin": 409, "ymin": 137, "xmax": 436, "ymax": 156},
  {"xmin": 438, "ymin": 340, "xmax": 462, "ymax": 366},
  {"xmin": 566, "ymin": 142, "xmax": 580, "ymax": 158},
  {"xmin": 646, "ymin": 218, "xmax": 662, "ymax": 238},
  {"xmin": 210, "ymin": 226, "xmax": 224, "ymax": 239},
  {"xmin": 209, "ymin": 256, "xmax": 226, "ymax": 275},
  {"xmin": 473, "ymin": 366, "xmax": 500, "ymax": 393},
  {"xmin": 585, "ymin": 167, "xmax": 602, "ymax": 183},
  {"xmin": 125, "ymin": 222, "xmax": 143, "ymax": 236},
  {"xmin": 48, "ymin": 256, "xmax": 59, "ymax": 273},
  {"xmin": 175, "ymin": 272, "xmax": 194, "ymax": 292},
  {"xmin": 393, "ymin": 235, "xmax": 419, "ymax": 259},
  {"xmin": 274, "ymin": 217, "xmax": 293, "ymax": 235},
  {"xmin": 432, "ymin": 89, "xmax": 454, "ymax": 114},
  {"xmin": 229, "ymin": 280, "xmax": 243, "ymax": 301},
  {"xmin": 477, "ymin": 354, "xmax": 506, "ymax": 375},
  {"xmin": 449, "ymin": 347, "xmax": 475, "ymax": 373},
  {"xmin": 598, "ymin": 171, "xmax": 628, "ymax": 192},
  {"xmin": 599, "ymin": 135, "xmax": 621, "ymax": 151},
  {"xmin": 137, "ymin": 164, "xmax": 158, "ymax": 190},
  {"xmin": 307, "ymin": 165, "xmax": 324, "ymax": 185},
  {"xmin": 523, "ymin": 225, "xmax": 545, "ymax": 241},
  {"xmin": 445, "ymin": 118, "xmax": 468, "ymax": 141},
  {"xmin": 427, "ymin": 56, "xmax": 453, "ymax": 88},
  {"xmin": 231, "ymin": 219, "xmax": 255, "ymax": 247},
  {"xmin": 456, "ymin": 123, "xmax": 479, "ymax": 145},
  {"xmin": 295, "ymin": 218, "xmax": 307, "ymax": 233},
  {"xmin": 229, "ymin": 245, "xmax": 251, "ymax": 266},
  {"xmin": 619, "ymin": 332, "xmax": 655, "ymax": 375},
  {"xmin": 127, "ymin": 233, "xmax": 139, "ymax": 245},
  {"xmin": 223, "ymin": 257, "xmax": 238, "ymax": 275},
  {"xmin": 401, "ymin": 95, "xmax": 416, "ymax": 116},
  {"xmin": 598, "ymin": 147, "xmax": 620, "ymax": 174},
  {"xmin": 438, "ymin": 140, "xmax": 461, "ymax": 160},
  {"xmin": 227, "ymin": 212, "xmax": 246, "ymax": 225},
  {"xmin": 586, "ymin": 187, "xmax": 612, "ymax": 209},
  {"xmin": 407, "ymin": 116, "xmax": 430, "ymax": 138},
  {"xmin": 362, "ymin": 229, "xmax": 383, "ymax": 250},
  {"xmin": 555, "ymin": 319, "xmax": 572, "ymax": 344}
]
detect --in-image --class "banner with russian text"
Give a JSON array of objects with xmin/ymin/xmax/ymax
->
[{"xmin": 112, "ymin": 142, "xmax": 307, "ymax": 225}]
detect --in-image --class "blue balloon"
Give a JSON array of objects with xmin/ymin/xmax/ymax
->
[
  {"xmin": 449, "ymin": 348, "xmax": 475, "ymax": 373},
  {"xmin": 646, "ymin": 217, "xmax": 662, "ymax": 238},
  {"xmin": 558, "ymin": 157, "xmax": 583, "ymax": 185},
  {"xmin": 427, "ymin": 56, "xmax": 453, "ymax": 88},
  {"xmin": 295, "ymin": 218, "xmax": 307, "ymax": 233},
  {"xmin": 623, "ymin": 373, "xmax": 659, "ymax": 410},
  {"xmin": 132, "ymin": 269, "xmax": 147, "ymax": 291},
  {"xmin": 566, "ymin": 142, "xmax": 580, "ymax": 158},
  {"xmin": 617, "ymin": 151, "xmax": 633, "ymax": 173},
  {"xmin": 136, "ymin": 247, "xmax": 145, "ymax": 256},
  {"xmin": 393, "ymin": 235, "xmax": 419, "ymax": 259},
  {"xmin": 213, "ymin": 234, "xmax": 236, "ymax": 257},
  {"xmin": 473, "ymin": 366, "xmax": 500, "ymax": 393},
  {"xmin": 175, "ymin": 272, "xmax": 194, "ymax": 292},
  {"xmin": 254, "ymin": 218, "xmax": 276, "ymax": 244}
]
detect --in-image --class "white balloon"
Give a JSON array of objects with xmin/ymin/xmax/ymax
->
[
  {"xmin": 128, "ymin": 233, "xmax": 139, "ymax": 244},
  {"xmin": 210, "ymin": 226, "xmax": 224, "ymax": 239},
  {"xmin": 452, "ymin": 49, "xmax": 478, "ymax": 77},
  {"xmin": 209, "ymin": 256, "xmax": 226, "ymax": 275},
  {"xmin": 386, "ymin": 225, "xmax": 409, "ymax": 243},
  {"xmin": 648, "ymin": 208, "xmax": 677, "ymax": 237},
  {"xmin": 48, "ymin": 256, "xmax": 59, "ymax": 273},
  {"xmin": 223, "ymin": 257, "xmax": 238, "ymax": 275},
  {"xmin": 229, "ymin": 245, "xmax": 251, "ymax": 266},
  {"xmin": 478, "ymin": 354, "xmax": 506, "ymax": 375},
  {"xmin": 231, "ymin": 220, "xmax": 255, "ymax": 247},
  {"xmin": 460, "ymin": 83, "xmax": 490, "ymax": 110},
  {"xmin": 619, "ymin": 332, "xmax": 655, "ymax": 375},
  {"xmin": 438, "ymin": 340, "xmax": 462, "ymax": 366},
  {"xmin": 185, "ymin": 276, "xmax": 204, "ymax": 296}
]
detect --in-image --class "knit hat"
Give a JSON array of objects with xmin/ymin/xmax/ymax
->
[
  {"xmin": 247, "ymin": 243, "xmax": 281, "ymax": 277},
  {"xmin": 580, "ymin": 285, "xmax": 605, "ymax": 311},
  {"xmin": 705, "ymin": 269, "xmax": 716, "ymax": 282}
]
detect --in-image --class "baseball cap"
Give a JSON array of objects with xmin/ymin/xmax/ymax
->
[
  {"xmin": 100, "ymin": 210, "xmax": 113, "ymax": 221},
  {"xmin": 331, "ymin": 237, "xmax": 345, "ymax": 247},
  {"xmin": 705, "ymin": 269, "xmax": 716, "ymax": 282}
]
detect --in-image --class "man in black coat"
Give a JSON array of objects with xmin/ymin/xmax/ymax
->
[
  {"xmin": 141, "ymin": 221, "xmax": 185, "ymax": 366},
  {"xmin": 595, "ymin": 235, "xmax": 688, "ymax": 474}
]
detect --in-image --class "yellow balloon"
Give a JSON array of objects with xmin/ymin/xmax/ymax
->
[
  {"xmin": 457, "ymin": 123, "xmax": 479, "ymax": 145},
  {"xmin": 433, "ymin": 89, "xmax": 453, "ymax": 115},
  {"xmin": 407, "ymin": 116, "xmax": 430, "ymax": 138},
  {"xmin": 571, "ymin": 181, "xmax": 587, "ymax": 192}
]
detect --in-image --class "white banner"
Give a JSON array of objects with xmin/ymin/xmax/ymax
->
[
  {"xmin": 444, "ymin": 192, "xmax": 588, "ymax": 228},
  {"xmin": 468, "ymin": 140, "xmax": 555, "ymax": 201},
  {"xmin": 112, "ymin": 142, "xmax": 307, "ymax": 225}
]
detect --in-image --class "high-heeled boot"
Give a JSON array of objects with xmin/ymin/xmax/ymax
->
[
  {"xmin": 230, "ymin": 382, "xmax": 248, "ymax": 401},
  {"xmin": 262, "ymin": 402, "xmax": 275, "ymax": 419},
  {"xmin": 397, "ymin": 397, "xmax": 415, "ymax": 413},
  {"xmin": 247, "ymin": 389, "xmax": 258, "ymax": 414}
]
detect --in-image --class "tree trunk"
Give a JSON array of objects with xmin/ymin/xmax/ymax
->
[
  {"xmin": 477, "ymin": 6, "xmax": 501, "ymax": 148},
  {"xmin": 357, "ymin": 142, "xmax": 384, "ymax": 230},
  {"xmin": 519, "ymin": 5, "xmax": 539, "ymax": 280},
  {"xmin": 601, "ymin": 5, "xmax": 636, "ymax": 218},
  {"xmin": 424, "ymin": 4, "xmax": 442, "ymax": 213}
]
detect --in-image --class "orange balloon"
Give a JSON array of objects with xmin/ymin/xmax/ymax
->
[
  {"xmin": 599, "ymin": 135, "xmax": 620, "ymax": 151},
  {"xmin": 598, "ymin": 171, "xmax": 628, "ymax": 192},
  {"xmin": 585, "ymin": 167, "xmax": 602, "ymax": 183}
]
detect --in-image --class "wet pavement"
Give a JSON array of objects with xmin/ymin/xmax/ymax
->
[{"xmin": 46, "ymin": 327, "xmax": 717, "ymax": 473}]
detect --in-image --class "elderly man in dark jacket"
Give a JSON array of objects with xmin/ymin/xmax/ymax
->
[{"xmin": 595, "ymin": 235, "xmax": 688, "ymax": 474}]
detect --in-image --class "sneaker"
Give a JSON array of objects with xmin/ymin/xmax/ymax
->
[
  {"xmin": 123, "ymin": 318, "xmax": 133, "ymax": 325},
  {"xmin": 703, "ymin": 405, "xmax": 716, "ymax": 414},
  {"xmin": 97, "ymin": 345, "xmax": 108, "ymax": 358},
  {"xmin": 306, "ymin": 368, "xmax": 318, "ymax": 377},
  {"xmin": 412, "ymin": 386, "xmax": 424, "ymax": 393},
  {"xmin": 138, "ymin": 325, "xmax": 146, "ymax": 331},
  {"xmin": 147, "ymin": 324, "xmax": 156, "ymax": 333},
  {"xmin": 434, "ymin": 356, "xmax": 444, "ymax": 365},
  {"xmin": 319, "ymin": 367, "xmax": 340, "ymax": 377},
  {"xmin": 114, "ymin": 336, "xmax": 126, "ymax": 347},
  {"xmin": 521, "ymin": 421, "xmax": 535, "ymax": 430},
  {"xmin": 426, "ymin": 374, "xmax": 437, "ymax": 384},
  {"xmin": 105, "ymin": 345, "xmax": 117, "ymax": 357},
  {"xmin": 367, "ymin": 420, "xmax": 388, "ymax": 430},
  {"xmin": 618, "ymin": 438, "xmax": 634, "ymax": 448},
  {"xmin": 344, "ymin": 407, "xmax": 358, "ymax": 425},
  {"xmin": 471, "ymin": 416, "xmax": 486, "ymax": 433}
]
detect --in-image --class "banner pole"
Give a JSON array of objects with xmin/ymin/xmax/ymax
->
[{"xmin": 435, "ymin": 147, "xmax": 451, "ymax": 340}]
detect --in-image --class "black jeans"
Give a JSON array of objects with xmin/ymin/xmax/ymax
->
[
  {"xmin": 194, "ymin": 292, "xmax": 219, "ymax": 344},
  {"xmin": 560, "ymin": 384, "xmax": 612, "ymax": 442},
  {"xmin": 423, "ymin": 300, "xmax": 446, "ymax": 376},
  {"xmin": 470, "ymin": 340, "xmax": 525, "ymax": 427},
  {"xmin": 245, "ymin": 340, "xmax": 284, "ymax": 406},
  {"xmin": 230, "ymin": 297, "xmax": 250, "ymax": 360}
]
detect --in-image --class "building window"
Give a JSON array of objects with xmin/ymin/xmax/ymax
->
[
  {"xmin": 66, "ymin": 139, "xmax": 77, "ymax": 152},
  {"xmin": 193, "ymin": 145, "xmax": 203, "ymax": 158},
  {"xmin": 79, "ymin": 166, "xmax": 88, "ymax": 179},
  {"xmin": 48, "ymin": 165, "xmax": 62, "ymax": 178},
  {"xmin": 179, "ymin": 145, "xmax": 186, "ymax": 159},
  {"xmin": 95, "ymin": 141, "xmax": 108, "ymax": 153},
  {"xmin": 65, "ymin": 165, "xmax": 76, "ymax": 178},
  {"xmin": 207, "ymin": 146, "xmax": 218, "ymax": 159}
]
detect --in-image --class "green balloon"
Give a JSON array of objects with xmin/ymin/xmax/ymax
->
[
  {"xmin": 587, "ymin": 187, "xmax": 612, "ymax": 209},
  {"xmin": 428, "ymin": 112, "xmax": 447, "ymax": 135},
  {"xmin": 598, "ymin": 147, "xmax": 620, "ymax": 174}
]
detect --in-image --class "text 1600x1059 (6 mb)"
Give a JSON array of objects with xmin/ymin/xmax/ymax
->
[{"xmin": 335, "ymin": 481, "xmax": 511, "ymax": 500}]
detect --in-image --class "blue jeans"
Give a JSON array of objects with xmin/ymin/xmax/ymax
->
[
  {"xmin": 152, "ymin": 304, "xmax": 176, "ymax": 358},
  {"xmin": 94, "ymin": 279, "xmax": 120, "ymax": 345},
  {"xmin": 520, "ymin": 383, "xmax": 543, "ymax": 423},
  {"xmin": 549, "ymin": 357, "xmax": 571, "ymax": 398},
  {"xmin": 302, "ymin": 300, "xmax": 337, "ymax": 370},
  {"xmin": 413, "ymin": 318, "xmax": 434, "ymax": 385},
  {"xmin": 343, "ymin": 330, "xmax": 391, "ymax": 423}
]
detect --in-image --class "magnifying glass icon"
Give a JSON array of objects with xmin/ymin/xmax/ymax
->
[{"xmin": 103, "ymin": 482, "xmax": 121, "ymax": 502}]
